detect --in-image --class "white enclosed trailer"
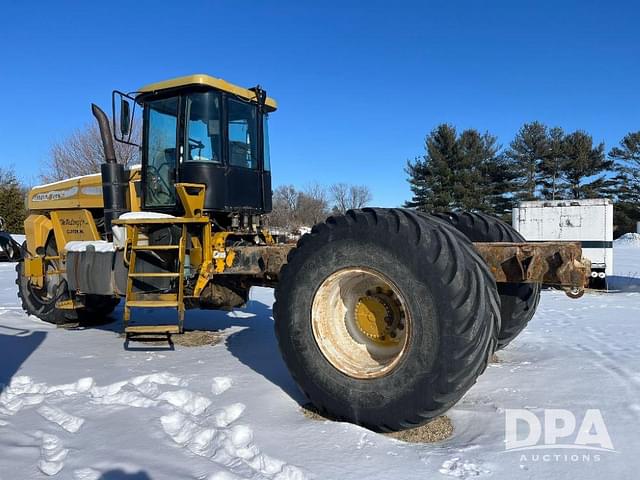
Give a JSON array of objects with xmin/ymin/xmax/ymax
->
[{"xmin": 512, "ymin": 199, "xmax": 613, "ymax": 287}]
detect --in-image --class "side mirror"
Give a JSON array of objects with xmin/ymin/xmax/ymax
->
[
  {"xmin": 120, "ymin": 98, "xmax": 131, "ymax": 137},
  {"xmin": 112, "ymin": 90, "xmax": 139, "ymax": 146}
]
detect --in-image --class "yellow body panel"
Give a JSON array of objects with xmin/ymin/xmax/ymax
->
[
  {"xmin": 175, "ymin": 183, "xmax": 206, "ymax": 217},
  {"xmin": 27, "ymin": 167, "xmax": 142, "ymax": 212},
  {"xmin": 138, "ymin": 74, "xmax": 278, "ymax": 110},
  {"xmin": 128, "ymin": 181, "xmax": 142, "ymax": 212},
  {"xmin": 24, "ymin": 256, "xmax": 44, "ymax": 288},
  {"xmin": 50, "ymin": 209, "xmax": 100, "ymax": 249},
  {"xmin": 28, "ymin": 174, "xmax": 104, "ymax": 211}
]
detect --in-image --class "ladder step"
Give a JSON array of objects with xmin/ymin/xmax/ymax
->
[
  {"xmin": 126, "ymin": 300, "xmax": 179, "ymax": 308},
  {"xmin": 132, "ymin": 245, "xmax": 180, "ymax": 251},
  {"xmin": 125, "ymin": 325, "xmax": 181, "ymax": 334},
  {"xmin": 128, "ymin": 293, "xmax": 180, "ymax": 302},
  {"xmin": 128, "ymin": 272, "xmax": 180, "ymax": 278}
]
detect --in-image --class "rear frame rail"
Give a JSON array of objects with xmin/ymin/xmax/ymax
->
[{"xmin": 472, "ymin": 241, "xmax": 591, "ymax": 291}]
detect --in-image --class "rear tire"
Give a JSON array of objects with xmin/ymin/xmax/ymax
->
[
  {"xmin": 274, "ymin": 208, "xmax": 500, "ymax": 431},
  {"xmin": 432, "ymin": 211, "xmax": 541, "ymax": 349}
]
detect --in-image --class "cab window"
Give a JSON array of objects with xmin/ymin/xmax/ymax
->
[
  {"xmin": 185, "ymin": 91, "xmax": 222, "ymax": 163},
  {"xmin": 263, "ymin": 114, "xmax": 271, "ymax": 171},
  {"xmin": 227, "ymin": 98, "xmax": 257, "ymax": 169},
  {"xmin": 145, "ymin": 97, "xmax": 178, "ymax": 207}
]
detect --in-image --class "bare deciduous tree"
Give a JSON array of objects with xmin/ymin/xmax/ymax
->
[
  {"xmin": 268, "ymin": 182, "xmax": 372, "ymax": 232},
  {"xmin": 297, "ymin": 183, "xmax": 329, "ymax": 226},
  {"xmin": 267, "ymin": 183, "xmax": 330, "ymax": 230},
  {"xmin": 269, "ymin": 185, "xmax": 299, "ymax": 230},
  {"xmin": 42, "ymin": 121, "xmax": 140, "ymax": 182},
  {"xmin": 329, "ymin": 183, "xmax": 372, "ymax": 214}
]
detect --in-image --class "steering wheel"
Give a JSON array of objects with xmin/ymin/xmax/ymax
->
[
  {"xmin": 187, "ymin": 137, "xmax": 218, "ymax": 162},
  {"xmin": 146, "ymin": 163, "xmax": 174, "ymax": 204},
  {"xmin": 188, "ymin": 137, "xmax": 205, "ymax": 150}
]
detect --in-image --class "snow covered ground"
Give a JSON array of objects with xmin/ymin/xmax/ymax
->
[{"xmin": 1, "ymin": 245, "xmax": 639, "ymax": 479}]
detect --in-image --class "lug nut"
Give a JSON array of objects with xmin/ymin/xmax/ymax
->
[{"xmin": 397, "ymin": 323, "xmax": 404, "ymax": 330}]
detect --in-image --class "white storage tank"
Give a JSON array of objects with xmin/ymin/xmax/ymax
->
[{"xmin": 512, "ymin": 198, "xmax": 613, "ymax": 288}]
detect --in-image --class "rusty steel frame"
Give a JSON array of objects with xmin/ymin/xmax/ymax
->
[
  {"xmin": 472, "ymin": 241, "xmax": 591, "ymax": 288},
  {"xmin": 221, "ymin": 241, "xmax": 591, "ymax": 292}
]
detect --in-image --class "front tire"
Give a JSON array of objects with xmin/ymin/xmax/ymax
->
[
  {"xmin": 16, "ymin": 240, "xmax": 118, "ymax": 325},
  {"xmin": 16, "ymin": 240, "xmax": 71, "ymax": 325},
  {"xmin": 274, "ymin": 208, "xmax": 500, "ymax": 431}
]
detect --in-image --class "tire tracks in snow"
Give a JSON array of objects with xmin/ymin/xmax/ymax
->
[
  {"xmin": 570, "ymin": 323, "xmax": 640, "ymax": 420},
  {"xmin": 0, "ymin": 372, "xmax": 306, "ymax": 479}
]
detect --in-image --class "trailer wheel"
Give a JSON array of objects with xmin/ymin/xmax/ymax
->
[
  {"xmin": 16, "ymin": 240, "xmax": 73, "ymax": 325},
  {"xmin": 431, "ymin": 211, "xmax": 541, "ymax": 349},
  {"xmin": 274, "ymin": 208, "xmax": 499, "ymax": 431}
]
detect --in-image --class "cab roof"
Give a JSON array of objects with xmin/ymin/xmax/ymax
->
[{"xmin": 137, "ymin": 74, "xmax": 277, "ymax": 110}]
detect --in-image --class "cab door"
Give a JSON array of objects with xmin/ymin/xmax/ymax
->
[
  {"xmin": 225, "ymin": 97, "xmax": 263, "ymax": 209},
  {"xmin": 143, "ymin": 97, "xmax": 179, "ymax": 210}
]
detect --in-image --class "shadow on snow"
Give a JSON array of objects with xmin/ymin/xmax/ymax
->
[
  {"xmin": 77, "ymin": 292, "xmax": 306, "ymax": 405},
  {"xmin": 0, "ymin": 324, "xmax": 46, "ymax": 393}
]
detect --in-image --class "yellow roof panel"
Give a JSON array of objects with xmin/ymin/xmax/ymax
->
[{"xmin": 137, "ymin": 74, "xmax": 277, "ymax": 110}]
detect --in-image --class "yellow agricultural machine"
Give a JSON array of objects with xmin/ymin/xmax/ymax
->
[{"xmin": 16, "ymin": 74, "xmax": 591, "ymax": 431}]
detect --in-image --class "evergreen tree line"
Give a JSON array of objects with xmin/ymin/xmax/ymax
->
[
  {"xmin": 405, "ymin": 122, "xmax": 640, "ymax": 234},
  {"xmin": 0, "ymin": 167, "xmax": 28, "ymax": 234}
]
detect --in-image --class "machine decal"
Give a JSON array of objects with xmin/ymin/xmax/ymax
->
[
  {"xmin": 32, "ymin": 186, "xmax": 79, "ymax": 202},
  {"xmin": 81, "ymin": 186, "xmax": 103, "ymax": 196}
]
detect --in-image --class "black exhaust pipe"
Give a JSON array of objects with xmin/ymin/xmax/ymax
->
[{"xmin": 91, "ymin": 104, "xmax": 127, "ymax": 238}]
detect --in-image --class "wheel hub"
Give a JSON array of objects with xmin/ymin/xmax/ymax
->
[{"xmin": 354, "ymin": 290, "xmax": 403, "ymax": 345}]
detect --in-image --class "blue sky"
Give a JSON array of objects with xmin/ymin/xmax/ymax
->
[{"xmin": 0, "ymin": 0, "xmax": 638, "ymax": 206}]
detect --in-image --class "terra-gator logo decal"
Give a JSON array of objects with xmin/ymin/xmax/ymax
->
[{"xmin": 32, "ymin": 186, "xmax": 79, "ymax": 202}]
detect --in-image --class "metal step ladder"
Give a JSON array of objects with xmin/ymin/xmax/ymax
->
[{"xmin": 123, "ymin": 223, "xmax": 187, "ymax": 336}]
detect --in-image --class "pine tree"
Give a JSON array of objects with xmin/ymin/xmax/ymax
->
[
  {"xmin": 405, "ymin": 124, "xmax": 457, "ymax": 212},
  {"xmin": 457, "ymin": 129, "xmax": 508, "ymax": 215},
  {"xmin": 559, "ymin": 131, "xmax": 612, "ymax": 199},
  {"xmin": 539, "ymin": 126, "xmax": 566, "ymax": 200},
  {"xmin": 609, "ymin": 131, "xmax": 640, "ymax": 202},
  {"xmin": 608, "ymin": 131, "xmax": 640, "ymax": 235},
  {"xmin": 405, "ymin": 125, "xmax": 508, "ymax": 214},
  {"xmin": 0, "ymin": 166, "xmax": 27, "ymax": 233},
  {"xmin": 505, "ymin": 122, "xmax": 549, "ymax": 201},
  {"xmin": 455, "ymin": 129, "xmax": 487, "ymax": 210},
  {"xmin": 483, "ymin": 150, "xmax": 516, "ymax": 217}
]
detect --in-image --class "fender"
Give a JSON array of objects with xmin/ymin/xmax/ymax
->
[{"xmin": 24, "ymin": 214, "xmax": 53, "ymax": 255}]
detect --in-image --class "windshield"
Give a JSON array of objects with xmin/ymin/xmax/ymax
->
[{"xmin": 145, "ymin": 97, "xmax": 178, "ymax": 207}]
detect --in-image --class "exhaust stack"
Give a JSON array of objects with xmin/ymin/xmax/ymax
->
[{"xmin": 91, "ymin": 104, "xmax": 127, "ymax": 238}]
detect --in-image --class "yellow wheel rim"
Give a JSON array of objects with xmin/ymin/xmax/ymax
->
[{"xmin": 311, "ymin": 268, "xmax": 411, "ymax": 379}]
